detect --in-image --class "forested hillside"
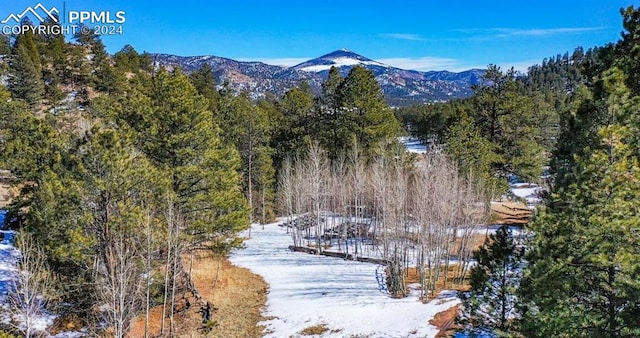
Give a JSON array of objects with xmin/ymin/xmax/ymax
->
[
  {"xmin": 0, "ymin": 5, "xmax": 639, "ymax": 338},
  {"xmin": 0, "ymin": 17, "xmax": 403, "ymax": 337},
  {"xmin": 401, "ymin": 6, "xmax": 640, "ymax": 337}
]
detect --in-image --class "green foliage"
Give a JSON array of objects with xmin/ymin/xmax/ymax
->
[
  {"xmin": 0, "ymin": 330, "xmax": 17, "ymax": 338},
  {"xmin": 189, "ymin": 63, "xmax": 220, "ymax": 110},
  {"xmin": 272, "ymin": 83, "xmax": 315, "ymax": 165},
  {"xmin": 337, "ymin": 65, "xmax": 401, "ymax": 153},
  {"xmin": 217, "ymin": 92, "xmax": 276, "ymax": 222},
  {"xmin": 445, "ymin": 113, "xmax": 503, "ymax": 193},
  {"xmin": 471, "ymin": 65, "xmax": 548, "ymax": 180},
  {"xmin": 407, "ymin": 64, "xmax": 558, "ymax": 186},
  {"xmin": 521, "ymin": 67, "xmax": 640, "ymax": 337},
  {"xmin": 397, "ymin": 99, "xmax": 468, "ymax": 144},
  {"xmin": 460, "ymin": 226, "xmax": 523, "ymax": 335},
  {"xmin": 113, "ymin": 44, "xmax": 145, "ymax": 73},
  {"xmin": 117, "ymin": 69, "xmax": 250, "ymax": 251},
  {"xmin": 312, "ymin": 67, "xmax": 348, "ymax": 156},
  {"xmin": 0, "ymin": 35, "xmax": 10, "ymax": 56},
  {"xmin": 8, "ymin": 42, "xmax": 44, "ymax": 107}
]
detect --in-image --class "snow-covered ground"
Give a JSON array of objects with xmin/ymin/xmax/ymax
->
[
  {"xmin": 230, "ymin": 221, "xmax": 460, "ymax": 338},
  {"xmin": 399, "ymin": 137, "xmax": 428, "ymax": 154},
  {"xmin": 0, "ymin": 229, "xmax": 58, "ymax": 335},
  {"xmin": 510, "ymin": 183, "xmax": 543, "ymax": 206},
  {"xmin": 0, "ymin": 211, "xmax": 83, "ymax": 337}
]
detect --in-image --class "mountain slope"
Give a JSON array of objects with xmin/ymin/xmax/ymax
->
[{"xmin": 152, "ymin": 50, "xmax": 484, "ymax": 106}]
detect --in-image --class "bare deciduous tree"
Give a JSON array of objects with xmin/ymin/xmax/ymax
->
[
  {"xmin": 277, "ymin": 141, "xmax": 489, "ymax": 298},
  {"xmin": 7, "ymin": 232, "xmax": 54, "ymax": 338},
  {"xmin": 95, "ymin": 222, "xmax": 144, "ymax": 338}
]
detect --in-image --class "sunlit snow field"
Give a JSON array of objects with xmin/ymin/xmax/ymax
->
[{"xmin": 230, "ymin": 221, "xmax": 459, "ymax": 338}]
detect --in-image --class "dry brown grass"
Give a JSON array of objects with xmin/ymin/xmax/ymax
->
[
  {"xmin": 449, "ymin": 234, "xmax": 488, "ymax": 256},
  {"xmin": 188, "ymin": 250, "xmax": 267, "ymax": 338},
  {"xmin": 402, "ymin": 265, "xmax": 471, "ymax": 302},
  {"xmin": 430, "ymin": 305, "xmax": 462, "ymax": 338},
  {"xmin": 127, "ymin": 251, "xmax": 268, "ymax": 338},
  {"xmin": 0, "ymin": 177, "xmax": 19, "ymax": 208},
  {"xmin": 299, "ymin": 324, "xmax": 330, "ymax": 336},
  {"xmin": 298, "ymin": 323, "xmax": 343, "ymax": 336}
]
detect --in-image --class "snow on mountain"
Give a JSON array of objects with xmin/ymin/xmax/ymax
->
[
  {"xmin": 293, "ymin": 49, "xmax": 388, "ymax": 72},
  {"xmin": 152, "ymin": 49, "xmax": 484, "ymax": 106}
]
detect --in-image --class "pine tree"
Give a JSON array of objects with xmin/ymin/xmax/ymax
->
[
  {"xmin": 460, "ymin": 225, "xmax": 523, "ymax": 336},
  {"xmin": 445, "ymin": 113, "xmax": 502, "ymax": 192},
  {"xmin": 78, "ymin": 126, "xmax": 163, "ymax": 337},
  {"xmin": 8, "ymin": 43, "xmax": 44, "ymax": 107},
  {"xmin": 0, "ymin": 35, "xmax": 10, "ymax": 56},
  {"xmin": 272, "ymin": 83, "xmax": 315, "ymax": 166},
  {"xmin": 189, "ymin": 63, "xmax": 220, "ymax": 110},
  {"xmin": 337, "ymin": 65, "xmax": 401, "ymax": 153},
  {"xmin": 119, "ymin": 69, "xmax": 249, "ymax": 252},
  {"xmin": 313, "ymin": 66, "xmax": 346, "ymax": 157},
  {"xmin": 471, "ymin": 65, "xmax": 547, "ymax": 179},
  {"xmin": 217, "ymin": 93, "xmax": 275, "ymax": 223},
  {"xmin": 520, "ymin": 67, "xmax": 640, "ymax": 337}
]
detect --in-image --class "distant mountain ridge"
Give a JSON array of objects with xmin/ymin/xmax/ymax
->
[{"xmin": 152, "ymin": 49, "xmax": 484, "ymax": 106}]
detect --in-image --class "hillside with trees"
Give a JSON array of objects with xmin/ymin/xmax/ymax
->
[{"xmin": 0, "ymin": 5, "xmax": 639, "ymax": 338}]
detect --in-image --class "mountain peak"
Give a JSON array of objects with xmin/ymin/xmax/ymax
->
[
  {"xmin": 151, "ymin": 50, "xmax": 484, "ymax": 107},
  {"xmin": 293, "ymin": 49, "xmax": 387, "ymax": 73}
]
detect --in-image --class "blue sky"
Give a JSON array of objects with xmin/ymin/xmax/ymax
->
[{"xmin": 1, "ymin": 1, "xmax": 637, "ymax": 71}]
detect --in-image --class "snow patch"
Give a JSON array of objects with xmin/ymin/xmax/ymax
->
[
  {"xmin": 230, "ymin": 222, "xmax": 459, "ymax": 338},
  {"xmin": 399, "ymin": 136, "xmax": 428, "ymax": 154},
  {"xmin": 0, "ymin": 216, "xmax": 84, "ymax": 337},
  {"xmin": 298, "ymin": 57, "xmax": 387, "ymax": 72}
]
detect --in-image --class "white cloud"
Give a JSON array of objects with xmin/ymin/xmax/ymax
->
[
  {"xmin": 377, "ymin": 57, "xmax": 461, "ymax": 71},
  {"xmin": 502, "ymin": 27, "xmax": 604, "ymax": 36},
  {"xmin": 457, "ymin": 26, "xmax": 604, "ymax": 39},
  {"xmin": 496, "ymin": 59, "xmax": 540, "ymax": 73},
  {"xmin": 238, "ymin": 55, "xmax": 539, "ymax": 73},
  {"xmin": 237, "ymin": 57, "xmax": 309, "ymax": 67},
  {"xmin": 380, "ymin": 33, "xmax": 425, "ymax": 41}
]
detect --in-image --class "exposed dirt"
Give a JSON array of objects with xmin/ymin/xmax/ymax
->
[
  {"xmin": 0, "ymin": 177, "xmax": 18, "ymax": 208},
  {"xmin": 402, "ymin": 265, "xmax": 471, "ymax": 302},
  {"xmin": 430, "ymin": 305, "xmax": 462, "ymax": 338},
  {"xmin": 127, "ymin": 251, "xmax": 268, "ymax": 337}
]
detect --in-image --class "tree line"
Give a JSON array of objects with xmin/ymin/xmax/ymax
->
[
  {"xmin": 279, "ymin": 142, "xmax": 487, "ymax": 298},
  {"xmin": 0, "ymin": 16, "xmax": 403, "ymax": 337},
  {"xmin": 453, "ymin": 6, "xmax": 640, "ymax": 337},
  {"xmin": 1, "ymin": 5, "xmax": 639, "ymax": 337}
]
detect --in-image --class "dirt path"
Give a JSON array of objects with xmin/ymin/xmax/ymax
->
[{"xmin": 127, "ymin": 251, "xmax": 268, "ymax": 337}]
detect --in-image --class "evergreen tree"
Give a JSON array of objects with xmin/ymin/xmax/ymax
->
[
  {"xmin": 445, "ymin": 113, "xmax": 501, "ymax": 192},
  {"xmin": 217, "ymin": 93, "xmax": 275, "ymax": 223},
  {"xmin": 460, "ymin": 225, "xmax": 523, "ymax": 336},
  {"xmin": 337, "ymin": 65, "xmax": 401, "ymax": 153},
  {"xmin": 113, "ymin": 44, "xmax": 142, "ymax": 73},
  {"xmin": 471, "ymin": 65, "xmax": 547, "ymax": 179},
  {"xmin": 39, "ymin": 17, "xmax": 67, "ymax": 105},
  {"xmin": 520, "ymin": 67, "xmax": 640, "ymax": 337},
  {"xmin": 0, "ymin": 34, "xmax": 10, "ymax": 56},
  {"xmin": 92, "ymin": 36, "xmax": 125, "ymax": 94},
  {"xmin": 8, "ymin": 42, "xmax": 44, "ymax": 107},
  {"xmin": 189, "ymin": 63, "xmax": 220, "ymax": 110},
  {"xmin": 14, "ymin": 18, "xmax": 42, "ymax": 76},
  {"xmin": 272, "ymin": 83, "xmax": 315, "ymax": 166},
  {"xmin": 313, "ymin": 66, "xmax": 346, "ymax": 157},
  {"xmin": 118, "ymin": 69, "xmax": 249, "ymax": 252}
]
